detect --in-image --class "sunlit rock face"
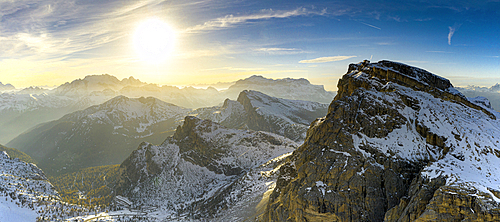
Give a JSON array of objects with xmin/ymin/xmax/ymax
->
[{"xmin": 261, "ymin": 60, "xmax": 500, "ymax": 222}]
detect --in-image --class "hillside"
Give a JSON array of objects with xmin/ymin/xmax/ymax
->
[
  {"xmin": 0, "ymin": 144, "xmax": 36, "ymax": 164},
  {"xmin": 8, "ymin": 95, "xmax": 190, "ymax": 175},
  {"xmin": 48, "ymin": 164, "xmax": 120, "ymax": 208},
  {"xmin": 261, "ymin": 60, "xmax": 500, "ymax": 221},
  {"xmin": 0, "ymin": 151, "xmax": 92, "ymax": 220}
]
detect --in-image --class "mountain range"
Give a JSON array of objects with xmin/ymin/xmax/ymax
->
[
  {"xmin": 1, "ymin": 60, "xmax": 500, "ymax": 221},
  {"xmin": 457, "ymin": 84, "xmax": 500, "ymax": 111},
  {"xmin": 0, "ymin": 74, "xmax": 334, "ymax": 144},
  {"xmin": 8, "ymin": 90, "xmax": 327, "ymax": 175}
]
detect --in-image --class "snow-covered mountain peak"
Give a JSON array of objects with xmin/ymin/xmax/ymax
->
[
  {"xmin": 54, "ymin": 74, "xmax": 147, "ymax": 96},
  {"xmin": 76, "ymin": 95, "xmax": 189, "ymax": 122},
  {"xmin": 235, "ymin": 75, "xmax": 310, "ymax": 85},
  {"xmin": 0, "ymin": 82, "xmax": 15, "ymax": 91}
]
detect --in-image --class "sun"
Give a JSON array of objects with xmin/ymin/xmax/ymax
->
[{"xmin": 133, "ymin": 18, "xmax": 176, "ymax": 63}]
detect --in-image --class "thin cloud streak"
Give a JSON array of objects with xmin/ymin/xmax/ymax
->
[
  {"xmin": 254, "ymin": 47, "xmax": 311, "ymax": 55},
  {"xmin": 426, "ymin": 51, "xmax": 454, "ymax": 53},
  {"xmin": 360, "ymin": 22, "xmax": 381, "ymax": 30},
  {"xmin": 186, "ymin": 7, "xmax": 326, "ymax": 33},
  {"xmin": 299, "ymin": 56, "xmax": 357, "ymax": 63}
]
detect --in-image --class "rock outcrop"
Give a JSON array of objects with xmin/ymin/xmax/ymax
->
[{"xmin": 261, "ymin": 60, "xmax": 500, "ymax": 221}]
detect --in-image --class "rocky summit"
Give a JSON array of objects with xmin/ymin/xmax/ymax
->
[{"xmin": 261, "ymin": 60, "xmax": 500, "ymax": 221}]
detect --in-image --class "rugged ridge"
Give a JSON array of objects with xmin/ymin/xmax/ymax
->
[
  {"xmin": 114, "ymin": 116, "xmax": 298, "ymax": 219},
  {"xmin": 261, "ymin": 60, "xmax": 500, "ymax": 221},
  {"xmin": 190, "ymin": 90, "xmax": 328, "ymax": 142}
]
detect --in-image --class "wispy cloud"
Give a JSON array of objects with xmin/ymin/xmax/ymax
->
[
  {"xmin": 255, "ymin": 48, "xmax": 299, "ymax": 52},
  {"xmin": 426, "ymin": 51, "xmax": 454, "ymax": 53},
  {"xmin": 360, "ymin": 22, "xmax": 381, "ymax": 30},
  {"xmin": 0, "ymin": 0, "xmax": 172, "ymax": 60},
  {"xmin": 254, "ymin": 47, "xmax": 310, "ymax": 55},
  {"xmin": 299, "ymin": 56, "xmax": 357, "ymax": 64},
  {"xmin": 448, "ymin": 23, "xmax": 461, "ymax": 45},
  {"xmin": 186, "ymin": 8, "xmax": 326, "ymax": 33}
]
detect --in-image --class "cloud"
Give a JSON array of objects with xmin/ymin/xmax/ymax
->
[
  {"xmin": 426, "ymin": 51, "xmax": 454, "ymax": 53},
  {"xmin": 299, "ymin": 56, "xmax": 357, "ymax": 63},
  {"xmin": 360, "ymin": 22, "xmax": 381, "ymax": 30},
  {"xmin": 0, "ymin": 0, "xmax": 172, "ymax": 60},
  {"xmin": 186, "ymin": 8, "xmax": 326, "ymax": 33},
  {"xmin": 448, "ymin": 23, "xmax": 461, "ymax": 45},
  {"xmin": 254, "ymin": 47, "xmax": 310, "ymax": 55}
]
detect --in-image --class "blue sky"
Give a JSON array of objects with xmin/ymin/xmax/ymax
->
[{"xmin": 0, "ymin": 0, "xmax": 499, "ymax": 90}]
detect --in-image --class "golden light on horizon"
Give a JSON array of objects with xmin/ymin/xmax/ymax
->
[{"xmin": 132, "ymin": 18, "xmax": 176, "ymax": 64}]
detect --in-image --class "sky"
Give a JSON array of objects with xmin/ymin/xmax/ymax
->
[{"xmin": 0, "ymin": 0, "xmax": 499, "ymax": 91}]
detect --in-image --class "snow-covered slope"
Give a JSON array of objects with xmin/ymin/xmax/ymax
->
[
  {"xmin": 114, "ymin": 116, "xmax": 298, "ymax": 220},
  {"xmin": 8, "ymin": 95, "xmax": 190, "ymax": 175},
  {"xmin": 120, "ymin": 84, "xmax": 221, "ymax": 109},
  {"xmin": 0, "ymin": 151, "xmax": 89, "ymax": 221},
  {"xmin": 0, "ymin": 92, "xmax": 74, "ymax": 113},
  {"xmin": 0, "ymin": 92, "xmax": 79, "ymax": 144},
  {"xmin": 190, "ymin": 90, "xmax": 329, "ymax": 142}
]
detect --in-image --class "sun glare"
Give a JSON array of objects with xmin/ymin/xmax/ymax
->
[{"xmin": 133, "ymin": 18, "xmax": 176, "ymax": 63}]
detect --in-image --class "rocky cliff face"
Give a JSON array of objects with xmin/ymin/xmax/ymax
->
[
  {"xmin": 114, "ymin": 116, "xmax": 298, "ymax": 219},
  {"xmin": 261, "ymin": 60, "xmax": 500, "ymax": 221}
]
